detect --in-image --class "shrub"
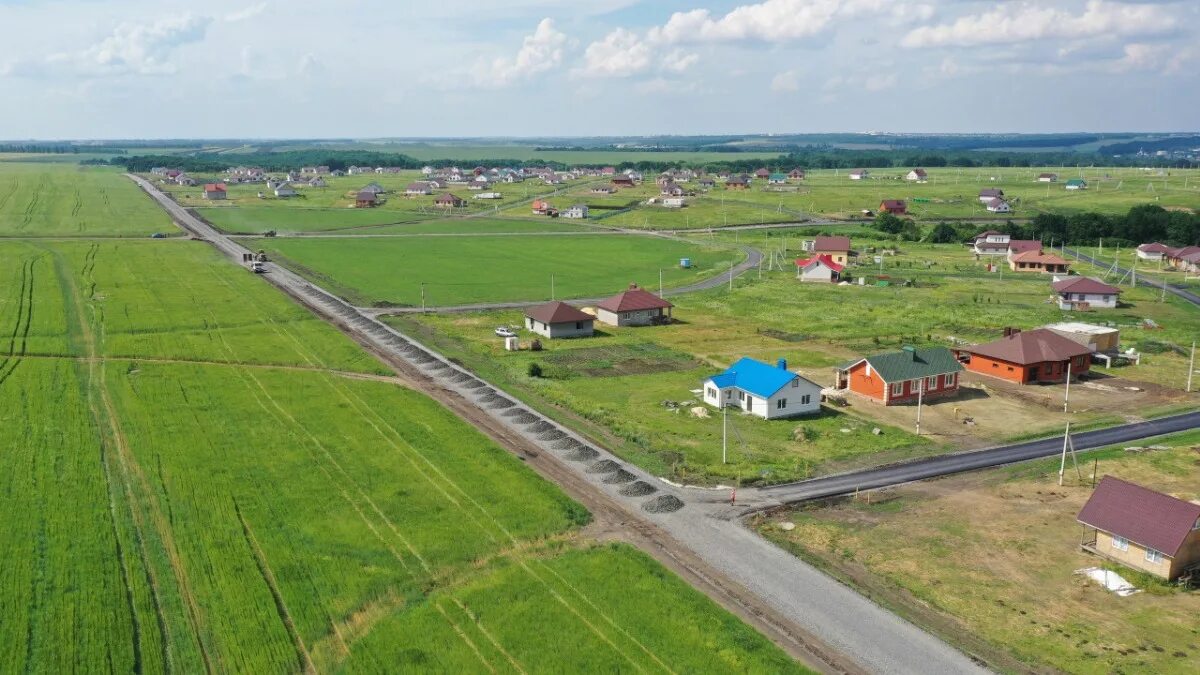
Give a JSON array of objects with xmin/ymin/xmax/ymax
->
[{"xmin": 528, "ymin": 362, "xmax": 543, "ymax": 378}]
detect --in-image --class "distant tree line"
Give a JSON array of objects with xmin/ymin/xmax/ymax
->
[{"xmin": 1, "ymin": 144, "xmax": 127, "ymax": 155}]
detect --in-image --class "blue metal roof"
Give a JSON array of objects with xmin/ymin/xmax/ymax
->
[{"xmin": 705, "ymin": 357, "xmax": 798, "ymax": 398}]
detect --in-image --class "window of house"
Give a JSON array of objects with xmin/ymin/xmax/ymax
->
[
  {"xmin": 1193, "ymin": 518, "xmax": 1200, "ymax": 531},
  {"xmin": 801, "ymin": 394, "xmax": 811, "ymax": 405},
  {"xmin": 1112, "ymin": 536, "xmax": 1129, "ymax": 551},
  {"xmin": 890, "ymin": 382, "xmax": 903, "ymax": 397},
  {"xmin": 575, "ymin": 322, "xmax": 583, "ymax": 329},
  {"xmin": 1145, "ymin": 548, "xmax": 1164, "ymax": 564},
  {"xmin": 943, "ymin": 373, "xmax": 955, "ymax": 388},
  {"xmin": 776, "ymin": 398, "xmax": 787, "ymax": 410},
  {"xmin": 706, "ymin": 387, "xmax": 716, "ymax": 399},
  {"xmin": 926, "ymin": 376, "xmax": 937, "ymax": 390},
  {"xmin": 792, "ymin": 378, "xmax": 799, "ymax": 388}
]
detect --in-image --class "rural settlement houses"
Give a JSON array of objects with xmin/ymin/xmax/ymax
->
[
  {"xmin": 955, "ymin": 328, "xmax": 1090, "ymax": 384},
  {"xmin": 806, "ymin": 235, "xmax": 853, "ymax": 265},
  {"xmin": 794, "ymin": 254, "xmax": 844, "ymax": 283},
  {"xmin": 833, "ymin": 346, "xmax": 963, "ymax": 405},
  {"xmin": 1051, "ymin": 276, "xmax": 1121, "ymax": 310},
  {"xmin": 523, "ymin": 301, "xmax": 594, "ymax": 339},
  {"xmin": 594, "ymin": 283, "xmax": 672, "ymax": 327},
  {"xmin": 203, "ymin": 183, "xmax": 227, "ymax": 200},
  {"xmin": 1078, "ymin": 476, "xmax": 1200, "ymax": 581},
  {"xmin": 704, "ymin": 358, "xmax": 822, "ymax": 419}
]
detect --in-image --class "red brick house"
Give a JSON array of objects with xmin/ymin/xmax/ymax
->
[
  {"xmin": 879, "ymin": 199, "xmax": 907, "ymax": 215},
  {"xmin": 834, "ymin": 346, "xmax": 963, "ymax": 405},
  {"xmin": 434, "ymin": 192, "xmax": 465, "ymax": 208},
  {"xmin": 1009, "ymin": 250, "xmax": 1070, "ymax": 274},
  {"xmin": 612, "ymin": 175, "xmax": 635, "ymax": 187},
  {"xmin": 354, "ymin": 191, "xmax": 377, "ymax": 208},
  {"xmin": 956, "ymin": 328, "xmax": 1091, "ymax": 384}
]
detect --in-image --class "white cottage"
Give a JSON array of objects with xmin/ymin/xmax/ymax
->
[{"xmin": 703, "ymin": 357, "xmax": 822, "ymax": 420}]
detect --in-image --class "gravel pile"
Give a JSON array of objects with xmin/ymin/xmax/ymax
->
[
  {"xmin": 449, "ymin": 372, "xmax": 473, "ymax": 383},
  {"xmin": 488, "ymin": 398, "xmax": 515, "ymax": 409},
  {"xmin": 462, "ymin": 380, "xmax": 486, "ymax": 389},
  {"xmin": 618, "ymin": 481, "xmax": 656, "ymax": 497},
  {"xmin": 586, "ymin": 459, "xmax": 621, "ymax": 474},
  {"xmin": 537, "ymin": 429, "xmax": 565, "ymax": 441},
  {"xmin": 511, "ymin": 413, "xmax": 539, "ymax": 424},
  {"xmin": 501, "ymin": 408, "xmax": 528, "ymax": 417},
  {"xmin": 527, "ymin": 421, "xmax": 554, "ymax": 433},
  {"xmin": 478, "ymin": 387, "xmax": 496, "ymax": 397},
  {"xmin": 427, "ymin": 362, "xmax": 450, "ymax": 371},
  {"xmin": 642, "ymin": 495, "xmax": 685, "ymax": 513},
  {"xmin": 478, "ymin": 393, "xmax": 500, "ymax": 403},
  {"xmin": 552, "ymin": 438, "xmax": 582, "ymax": 450},
  {"xmin": 564, "ymin": 446, "xmax": 600, "ymax": 462},
  {"xmin": 602, "ymin": 469, "xmax": 635, "ymax": 484}
]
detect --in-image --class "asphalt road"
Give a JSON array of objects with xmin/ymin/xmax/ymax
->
[
  {"xmin": 752, "ymin": 411, "xmax": 1200, "ymax": 504},
  {"xmin": 1064, "ymin": 246, "xmax": 1200, "ymax": 306}
]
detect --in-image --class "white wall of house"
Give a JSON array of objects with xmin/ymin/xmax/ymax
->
[
  {"xmin": 1058, "ymin": 292, "xmax": 1118, "ymax": 309},
  {"xmin": 1136, "ymin": 250, "xmax": 1164, "ymax": 261},
  {"xmin": 525, "ymin": 317, "xmax": 594, "ymax": 338},
  {"xmin": 595, "ymin": 307, "xmax": 664, "ymax": 327},
  {"xmin": 799, "ymin": 264, "xmax": 836, "ymax": 282},
  {"xmin": 703, "ymin": 378, "xmax": 821, "ymax": 419}
]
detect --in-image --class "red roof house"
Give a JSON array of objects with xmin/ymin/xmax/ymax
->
[
  {"xmin": 434, "ymin": 192, "xmax": 465, "ymax": 208},
  {"xmin": 594, "ymin": 283, "xmax": 673, "ymax": 327},
  {"xmin": 523, "ymin": 301, "xmax": 594, "ymax": 339},
  {"xmin": 956, "ymin": 328, "xmax": 1091, "ymax": 384},
  {"xmin": 795, "ymin": 254, "xmax": 844, "ymax": 283},
  {"xmin": 1052, "ymin": 276, "xmax": 1121, "ymax": 310},
  {"xmin": 1009, "ymin": 250, "xmax": 1069, "ymax": 274},
  {"xmin": 1078, "ymin": 476, "xmax": 1200, "ymax": 580},
  {"xmin": 879, "ymin": 199, "xmax": 907, "ymax": 215},
  {"xmin": 203, "ymin": 183, "xmax": 228, "ymax": 200}
]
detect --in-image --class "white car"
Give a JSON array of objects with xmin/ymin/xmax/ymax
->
[{"xmin": 494, "ymin": 327, "xmax": 517, "ymax": 338}]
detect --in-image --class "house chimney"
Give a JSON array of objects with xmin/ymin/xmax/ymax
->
[{"xmin": 777, "ymin": 358, "xmax": 787, "ymax": 371}]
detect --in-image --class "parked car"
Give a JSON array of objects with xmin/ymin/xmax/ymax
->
[{"xmin": 494, "ymin": 327, "xmax": 517, "ymax": 338}]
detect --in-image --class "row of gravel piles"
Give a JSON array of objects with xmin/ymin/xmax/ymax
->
[{"xmin": 618, "ymin": 481, "xmax": 657, "ymax": 497}]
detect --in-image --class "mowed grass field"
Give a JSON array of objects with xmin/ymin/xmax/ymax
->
[
  {"xmin": 392, "ymin": 234, "xmax": 1200, "ymax": 485},
  {"xmin": 0, "ymin": 240, "xmax": 804, "ymax": 673},
  {"xmin": 200, "ymin": 207, "xmax": 592, "ymax": 235},
  {"xmin": 759, "ymin": 432, "xmax": 1200, "ymax": 674},
  {"xmin": 0, "ymin": 163, "xmax": 173, "ymax": 236},
  {"xmin": 254, "ymin": 234, "xmax": 740, "ymax": 306}
]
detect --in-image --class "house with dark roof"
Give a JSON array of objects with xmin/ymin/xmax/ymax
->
[
  {"xmin": 594, "ymin": 283, "xmax": 673, "ymax": 327},
  {"xmin": 1037, "ymin": 172, "xmax": 1059, "ymax": 182},
  {"xmin": 523, "ymin": 301, "xmax": 594, "ymax": 339},
  {"xmin": 1136, "ymin": 242, "xmax": 1171, "ymax": 261},
  {"xmin": 848, "ymin": 169, "xmax": 868, "ymax": 180},
  {"xmin": 754, "ymin": 168, "xmax": 771, "ymax": 179},
  {"xmin": 879, "ymin": 199, "xmax": 907, "ymax": 215},
  {"xmin": 1078, "ymin": 476, "xmax": 1200, "ymax": 580},
  {"xmin": 972, "ymin": 230, "xmax": 1011, "ymax": 256},
  {"xmin": 956, "ymin": 328, "xmax": 1091, "ymax": 384},
  {"xmin": 795, "ymin": 254, "xmax": 844, "ymax": 283},
  {"xmin": 1052, "ymin": 276, "xmax": 1122, "ymax": 310},
  {"xmin": 1009, "ymin": 249, "xmax": 1070, "ymax": 274},
  {"xmin": 834, "ymin": 346, "xmax": 963, "ymax": 405},
  {"xmin": 806, "ymin": 235, "xmax": 853, "ymax": 265},
  {"xmin": 978, "ymin": 188, "xmax": 1005, "ymax": 203},
  {"xmin": 905, "ymin": 168, "xmax": 928, "ymax": 182},
  {"xmin": 612, "ymin": 175, "xmax": 635, "ymax": 187},
  {"xmin": 985, "ymin": 198, "xmax": 1011, "ymax": 213},
  {"xmin": 725, "ymin": 175, "xmax": 750, "ymax": 190},
  {"xmin": 703, "ymin": 357, "xmax": 822, "ymax": 419},
  {"xmin": 1005, "ymin": 240, "xmax": 1042, "ymax": 259},
  {"xmin": 203, "ymin": 183, "xmax": 228, "ymax": 200},
  {"xmin": 354, "ymin": 191, "xmax": 378, "ymax": 208},
  {"xmin": 1065, "ymin": 178, "xmax": 1087, "ymax": 190},
  {"xmin": 434, "ymin": 192, "xmax": 465, "ymax": 208},
  {"xmin": 788, "ymin": 168, "xmax": 806, "ymax": 180},
  {"xmin": 405, "ymin": 181, "xmax": 433, "ymax": 196}
]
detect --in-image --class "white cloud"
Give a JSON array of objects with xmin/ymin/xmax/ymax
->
[
  {"xmin": 471, "ymin": 18, "xmax": 567, "ymax": 87},
  {"xmin": 225, "ymin": 3, "xmax": 269, "ymax": 23},
  {"xmin": 5, "ymin": 14, "xmax": 212, "ymax": 78},
  {"xmin": 661, "ymin": 49, "xmax": 699, "ymax": 73},
  {"xmin": 901, "ymin": 1, "xmax": 1176, "ymax": 49},
  {"xmin": 579, "ymin": 28, "xmax": 653, "ymax": 78},
  {"xmin": 647, "ymin": 0, "xmax": 886, "ymax": 44},
  {"xmin": 770, "ymin": 69, "xmax": 802, "ymax": 92}
]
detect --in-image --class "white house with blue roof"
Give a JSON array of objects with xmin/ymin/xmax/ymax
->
[{"xmin": 703, "ymin": 357, "xmax": 823, "ymax": 420}]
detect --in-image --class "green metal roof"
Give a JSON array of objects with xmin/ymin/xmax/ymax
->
[
  {"xmin": 841, "ymin": 346, "xmax": 963, "ymax": 382},
  {"xmin": 1065, "ymin": 178, "xmax": 1086, "ymax": 186}
]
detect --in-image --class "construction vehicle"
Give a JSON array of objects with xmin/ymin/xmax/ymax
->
[{"xmin": 243, "ymin": 250, "xmax": 268, "ymax": 273}]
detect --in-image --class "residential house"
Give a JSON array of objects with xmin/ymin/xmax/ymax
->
[
  {"xmin": 1136, "ymin": 242, "xmax": 1171, "ymax": 261},
  {"xmin": 795, "ymin": 254, "xmax": 844, "ymax": 283},
  {"xmin": 767, "ymin": 173, "xmax": 788, "ymax": 185},
  {"xmin": 1006, "ymin": 240, "xmax": 1042, "ymax": 258},
  {"xmin": 979, "ymin": 188, "xmax": 1005, "ymax": 203},
  {"xmin": 434, "ymin": 193, "xmax": 465, "ymax": 208},
  {"xmin": 474, "ymin": 192, "xmax": 503, "ymax": 200},
  {"xmin": 531, "ymin": 199, "xmax": 558, "ymax": 216},
  {"xmin": 1037, "ymin": 172, "xmax": 1059, "ymax": 182},
  {"xmin": 724, "ymin": 176, "xmax": 750, "ymax": 190},
  {"xmin": 563, "ymin": 204, "xmax": 589, "ymax": 219},
  {"xmin": 1065, "ymin": 179, "xmax": 1088, "ymax": 190},
  {"xmin": 849, "ymin": 169, "xmax": 869, "ymax": 180},
  {"xmin": 1045, "ymin": 322, "xmax": 1120, "ymax": 354},
  {"xmin": 523, "ymin": 301, "xmax": 594, "ymax": 339},
  {"xmin": 905, "ymin": 168, "xmax": 928, "ymax": 182},
  {"xmin": 354, "ymin": 191, "xmax": 377, "ymax": 208},
  {"xmin": 307, "ymin": 177, "xmax": 327, "ymax": 188},
  {"xmin": 703, "ymin": 357, "xmax": 822, "ymax": 420},
  {"xmin": 972, "ymin": 230, "xmax": 1011, "ymax": 256},
  {"xmin": 1052, "ymin": 276, "xmax": 1122, "ymax": 310},
  {"xmin": 805, "ymin": 235, "xmax": 853, "ymax": 265},
  {"xmin": 660, "ymin": 182, "xmax": 685, "ymax": 197},
  {"xmin": 1009, "ymin": 250, "xmax": 1070, "ymax": 274},
  {"xmin": 833, "ymin": 346, "xmax": 963, "ymax": 406},
  {"xmin": 273, "ymin": 184, "xmax": 298, "ymax": 198},
  {"xmin": 591, "ymin": 186, "xmax": 616, "ymax": 195},
  {"xmin": 986, "ymin": 198, "xmax": 1011, "ymax": 213},
  {"xmin": 203, "ymin": 183, "xmax": 227, "ymax": 200},
  {"xmin": 1165, "ymin": 246, "xmax": 1200, "ymax": 269},
  {"xmin": 405, "ymin": 181, "xmax": 433, "ymax": 196},
  {"xmin": 175, "ymin": 175, "xmax": 196, "ymax": 186},
  {"xmin": 754, "ymin": 168, "xmax": 771, "ymax": 180},
  {"xmin": 612, "ymin": 175, "xmax": 636, "ymax": 188},
  {"xmin": 788, "ymin": 169, "xmax": 806, "ymax": 180},
  {"xmin": 360, "ymin": 182, "xmax": 386, "ymax": 195},
  {"xmin": 594, "ymin": 283, "xmax": 673, "ymax": 327},
  {"xmin": 1077, "ymin": 476, "xmax": 1200, "ymax": 581},
  {"xmin": 956, "ymin": 328, "xmax": 1091, "ymax": 384},
  {"xmin": 662, "ymin": 197, "xmax": 685, "ymax": 208},
  {"xmin": 697, "ymin": 178, "xmax": 716, "ymax": 189},
  {"xmin": 879, "ymin": 199, "xmax": 907, "ymax": 215}
]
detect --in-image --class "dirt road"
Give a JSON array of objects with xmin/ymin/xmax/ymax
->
[{"xmin": 131, "ymin": 174, "xmax": 990, "ymax": 674}]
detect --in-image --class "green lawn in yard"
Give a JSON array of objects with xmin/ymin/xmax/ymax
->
[
  {"xmin": 0, "ymin": 163, "xmax": 173, "ymax": 236},
  {"xmin": 255, "ymin": 234, "xmax": 740, "ymax": 306}
]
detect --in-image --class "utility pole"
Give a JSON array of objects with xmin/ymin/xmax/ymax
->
[
  {"xmin": 1189, "ymin": 341, "xmax": 1196, "ymax": 393},
  {"xmin": 1058, "ymin": 422, "xmax": 1080, "ymax": 486},
  {"xmin": 915, "ymin": 379, "xmax": 924, "ymax": 435},
  {"xmin": 420, "ymin": 283, "xmax": 426, "ymax": 313},
  {"xmin": 1064, "ymin": 359, "xmax": 1072, "ymax": 413},
  {"xmin": 658, "ymin": 268, "xmax": 663, "ymax": 297},
  {"xmin": 722, "ymin": 405, "xmax": 728, "ymax": 464},
  {"xmin": 728, "ymin": 260, "xmax": 734, "ymax": 291},
  {"xmin": 550, "ymin": 273, "xmax": 555, "ymax": 301}
]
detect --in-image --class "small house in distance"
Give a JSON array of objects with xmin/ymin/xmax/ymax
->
[
  {"xmin": 1009, "ymin": 250, "xmax": 1069, "ymax": 274},
  {"xmin": 788, "ymin": 168, "xmax": 806, "ymax": 180},
  {"xmin": 804, "ymin": 235, "xmax": 853, "ymax": 265},
  {"xmin": 434, "ymin": 192, "xmax": 465, "ymax": 208},
  {"xmin": 833, "ymin": 346, "xmax": 963, "ymax": 406},
  {"xmin": 725, "ymin": 175, "xmax": 750, "ymax": 190},
  {"xmin": 523, "ymin": 301, "xmax": 594, "ymax": 339},
  {"xmin": 905, "ymin": 168, "xmax": 928, "ymax": 182},
  {"xmin": 1136, "ymin": 242, "xmax": 1171, "ymax": 261},
  {"xmin": 972, "ymin": 230, "xmax": 1010, "ymax": 256},
  {"xmin": 1037, "ymin": 172, "xmax": 1059, "ymax": 182},
  {"xmin": 704, "ymin": 357, "xmax": 822, "ymax": 419},
  {"xmin": 203, "ymin": 183, "xmax": 228, "ymax": 200},
  {"xmin": 355, "ymin": 191, "xmax": 378, "ymax": 208},
  {"xmin": 273, "ymin": 183, "xmax": 297, "ymax": 198},
  {"xmin": 1078, "ymin": 476, "xmax": 1200, "ymax": 581},
  {"xmin": 795, "ymin": 254, "xmax": 843, "ymax": 283},
  {"xmin": 879, "ymin": 199, "xmax": 907, "ymax": 215},
  {"xmin": 1052, "ymin": 276, "xmax": 1121, "ymax": 310},
  {"xmin": 594, "ymin": 283, "xmax": 673, "ymax": 327},
  {"xmin": 754, "ymin": 168, "xmax": 771, "ymax": 180},
  {"xmin": 848, "ymin": 169, "xmax": 869, "ymax": 180},
  {"xmin": 979, "ymin": 188, "xmax": 1004, "ymax": 203},
  {"xmin": 986, "ymin": 198, "xmax": 1011, "ymax": 213},
  {"xmin": 612, "ymin": 175, "xmax": 635, "ymax": 187},
  {"xmin": 1065, "ymin": 178, "xmax": 1087, "ymax": 190},
  {"xmin": 767, "ymin": 173, "xmax": 788, "ymax": 185},
  {"xmin": 562, "ymin": 204, "xmax": 589, "ymax": 219},
  {"xmin": 956, "ymin": 328, "xmax": 1090, "ymax": 384}
]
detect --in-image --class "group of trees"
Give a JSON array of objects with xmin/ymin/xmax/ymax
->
[{"xmin": 870, "ymin": 205, "xmax": 1200, "ymax": 248}]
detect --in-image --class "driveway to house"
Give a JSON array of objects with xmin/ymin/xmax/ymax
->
[
  {"xmin": 1064, "ymin": 247, "xmax": 1200, "ymax": 306},
  {"xmin": 131, "ymin": 173, "xmax": 988, "ymax": 675}
]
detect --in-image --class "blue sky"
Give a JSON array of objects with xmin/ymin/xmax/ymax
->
[{"xmin": 1, "ymin": 0, "xmax": 1197, "ymax": 139}]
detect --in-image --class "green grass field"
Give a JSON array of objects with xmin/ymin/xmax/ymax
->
[
  {"xmin": 361, "ymin": 144, "xmax": 786, "ymax": 164},
  {"xmin": 0, "ymin": 239, "xmax": 805, "ymax": 673},
  {"xmin": 254, "ymin": 234, "xmax": 740, "ymax": 306},
  {"xmin": 199, "ymin": 207, "xmax": 593, "ymax": 236},
  {"xmin": 0, "ymin": 164, "xmax": 173, "ymax": 236}
]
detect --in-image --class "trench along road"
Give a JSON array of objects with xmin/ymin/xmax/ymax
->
[{"xmin": 131, "ymin": 175, "xmax": 991, "ymax": 674}]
